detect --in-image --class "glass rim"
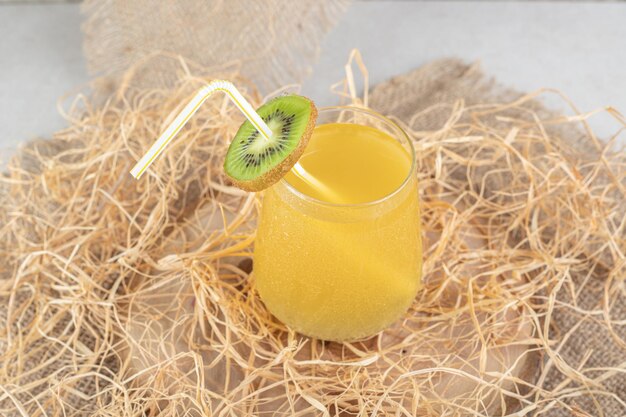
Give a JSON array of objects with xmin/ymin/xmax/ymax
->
[{"xmin": 279, "ymin": 105, "xmax": 416, "ymax": 209}]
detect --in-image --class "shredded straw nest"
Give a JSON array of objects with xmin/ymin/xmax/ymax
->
[{"xmin": 0, "ymin": 55, "xmax": 624, "ymax": 417}]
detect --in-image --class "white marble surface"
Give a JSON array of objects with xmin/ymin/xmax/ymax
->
[
  {"xmin": 1, "ymin": 1, "xmax": 625, "ymax": 162},
  {"xmin": 0, "ymin": 4, "xmax": 87, "ymax": 161}
]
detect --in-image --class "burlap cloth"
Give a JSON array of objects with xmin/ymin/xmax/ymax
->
[
  {"xmin": 82, "ymin": 0, "xmax": 351, "ymax": 94},
  {"xmin": 1, "ymin": 1, "xmax": 624, "ymax": 416}
]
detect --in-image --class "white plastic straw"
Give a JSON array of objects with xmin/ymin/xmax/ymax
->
[
  {"xmin": 291, "ymin": 162, "xmax": 343, "ymax": 203},
  {"xmin": 130, "ymin": 80, "xmax": 272, "ymax": 179},
  {"xmin": 129, "ymin": 80, "xmax": 337, "ymax": 201}
]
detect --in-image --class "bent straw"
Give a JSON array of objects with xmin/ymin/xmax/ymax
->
[
  {"xmin": 290, "ymin": 163, "xmax": 345, "ymax": 204},
  {"xmin": 130, "ymin": 80, "xmax": 273, "ymax": 179},
  {"xmin": 129, "ymin": 80, "xmax": 341, "ymax": 202}
]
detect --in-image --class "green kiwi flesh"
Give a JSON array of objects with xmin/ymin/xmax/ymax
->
[{"xmin": 224, "ymin": 95, "xmax": 317, "ymax": 191}]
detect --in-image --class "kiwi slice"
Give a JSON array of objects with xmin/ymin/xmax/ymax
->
[{"xmin": 224, "ymin": 95, "xmax": 317, "ymax": 191}]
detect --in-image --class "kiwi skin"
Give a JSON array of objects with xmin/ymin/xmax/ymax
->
[{"xmin": 225, "ymin": 98, "xmax": 318, "ymax": 192}]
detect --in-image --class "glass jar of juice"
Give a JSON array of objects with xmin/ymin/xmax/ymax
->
[{"xmin": 254, "ymin": 106, "xmax": 422, "ymax": 342}]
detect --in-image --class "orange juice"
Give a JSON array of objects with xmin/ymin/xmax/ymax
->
[{"xmin": 254, "ymin": 108, "xmax": 422, "ymax": 341}]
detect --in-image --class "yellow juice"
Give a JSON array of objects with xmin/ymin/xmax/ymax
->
[{"xmin": 254, "ymin": 115, "xmax": 422, "ymax": 341}]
